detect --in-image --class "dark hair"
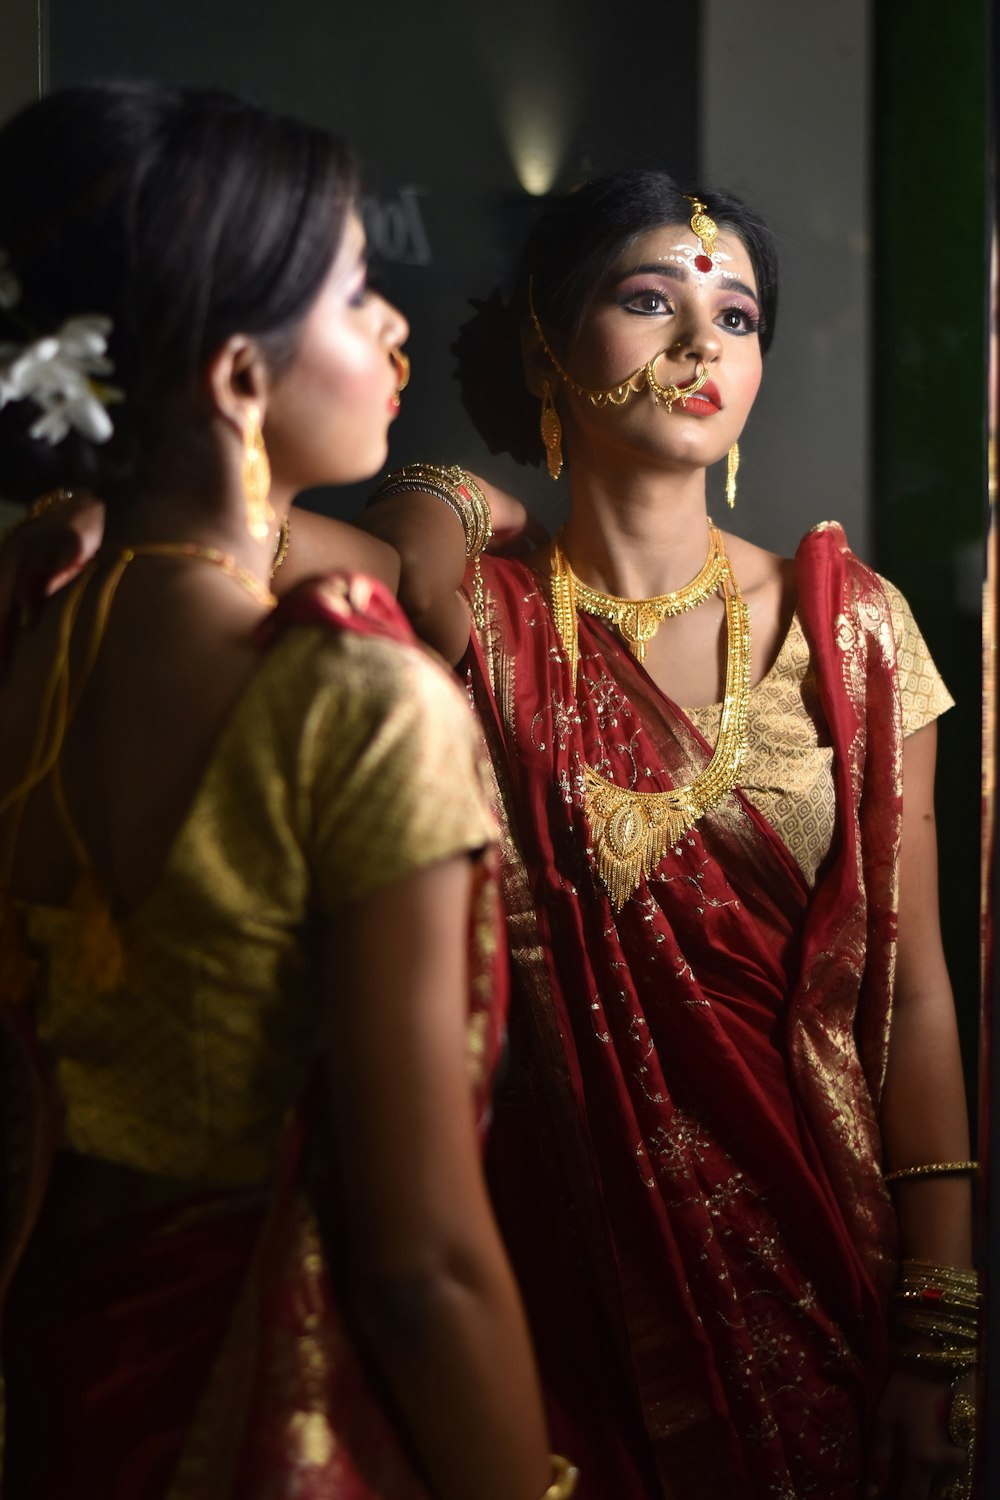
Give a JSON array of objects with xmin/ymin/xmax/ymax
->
[
  {"xmin": 0, "ymin": 80, "xmax": 355, "ymax": 504},
  {"xmin": 454, "ymin": 169, "xmax": 778, "ymax": 467}
]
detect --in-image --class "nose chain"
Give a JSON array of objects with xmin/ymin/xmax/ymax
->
[{"xmin": 528, "ymin": 280, "xmax": 710, "ymax": 413}]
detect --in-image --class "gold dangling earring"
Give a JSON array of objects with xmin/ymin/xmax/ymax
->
[
  {"xmin": 540, "ymin": 380, "xmax": 563, "ymax": 481},
  {"xmin": 242, "ymin": 406, "xmax": 274, "ymax": 541},
  {"xmin": 726, "ymin": 442, "xmax": 740, "ymax": 509}
]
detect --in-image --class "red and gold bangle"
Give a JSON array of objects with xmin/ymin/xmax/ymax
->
[{"xmin": 369, "ymin": 462, "xmax": 493, "ymax": 558}]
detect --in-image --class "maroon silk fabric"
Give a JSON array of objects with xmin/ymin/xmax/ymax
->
[{"xmin": 469, "ymin": 526, "xmax": 900, "ymax": 1499}]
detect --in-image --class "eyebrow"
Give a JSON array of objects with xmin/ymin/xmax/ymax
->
[{"xmin": 615, "ymin": 261, "xmax": 760, "ymax": 307}]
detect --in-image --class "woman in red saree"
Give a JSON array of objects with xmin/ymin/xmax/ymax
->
[
  {"xmin": 0, "ymin": 82, "xmax": 562, "ymax": 1500},
  {"xmin": 349, "ymin": 174, "xmax": 978, "ymax": 1498}
]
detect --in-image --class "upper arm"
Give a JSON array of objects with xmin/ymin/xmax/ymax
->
[
  {"xmin": 301, "ymin": 635, "xmax": 501, "ymax": 1273},
  {"xmin": 278, "ymin": 507, "xmax": 401, "ymax": 594},
  {"xmin": 322, "ymin": 856, "xmax": 499, "ymax": 1278},
  {"xmin": 894, "ymin": 720, "xmax": 950, "ymax": 1007}
]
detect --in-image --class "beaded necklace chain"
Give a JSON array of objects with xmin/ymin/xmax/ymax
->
[
  {"xmin": 117, "ymin": 542, "xmax": 277, "ymax": 606},
  {"xmin": 549, "ymin": 533, "xmax": 751, "ymax": 910},
  {"xmin": 1, "ymin": 543, "xmax": 274, "ymax": 835}
]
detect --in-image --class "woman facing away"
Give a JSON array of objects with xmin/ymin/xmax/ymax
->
[
  {"xmin": 0, "ymin": 81, "xmax": 572, "ymax": 1500},
  {"xmin": 1, "ymin": 172, "xmax": 980, "ymax": 1497}
]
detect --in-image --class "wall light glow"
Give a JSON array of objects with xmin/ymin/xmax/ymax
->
[{"xmin": 504, "ymin": 91, "xmax": 572, "ymax": 195}]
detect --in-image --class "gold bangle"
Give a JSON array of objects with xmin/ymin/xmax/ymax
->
[
  {"xmin": 370, "ymin": 462, "xmax": 493, "ymax": 559},
  {"xmin": 542, "ymin": 1454, "xmax": 579, "ymax": 1499},
  {"xmin": 884, "ymin": 1160, "xmax": 979, "ymax": 1183},
  {"xmin": 271, "ymin": 515, "xmax": 291, "ymax": 576},
  {"xmin": 1, "ymin": 486, "xmax": 76, "ymax": 548},
  {"xmin": 28, "ymin": 486, "xmax": 75, "ymax": 519},
  {"xmin": 896, "ymin": 1345, "xmax": 978, "ymax": 1371},
  {"xmin": 899, "ymin": 1260, "xmax": 980, "ymax": 1293},
  {"xmin": 451, "ymin": 466, "xmax": 493, "ymax": 556},
  {"xmin": 893, "ymin": 1310, "xmax": 979, "ymax": 1342}
]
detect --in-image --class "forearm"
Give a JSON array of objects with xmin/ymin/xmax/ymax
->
[
  {"xmin": 881, "ymin": 723, "xmax": 975, "ymax": 1269},
  {"xmin": 326, "ymin": 861, "xmax": 556, "ymax": 1500},
  {"xmin": 880, "ymin": 986, "xmax": 973, "ymax": 1267},
  {"xmin": 352, "ymin": 1243, "xmax": 550, "ymax": 1500}
]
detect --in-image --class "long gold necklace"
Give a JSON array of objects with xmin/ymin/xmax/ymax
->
[
  {"xmin": 550, "ymin": 535, "xmax": 751, "ymax": 911},
  {"xmin": 563, "ymin": 524, "xmax": 728, "ymax": 661}
]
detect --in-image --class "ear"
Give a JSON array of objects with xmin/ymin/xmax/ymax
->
[
  {"xmin": 520, "ymin": 320, "xmax": 557, "ymax": 400},
  {"xmin": 205, "ymin": 335, "xmax": 271, "ymax": 437}
]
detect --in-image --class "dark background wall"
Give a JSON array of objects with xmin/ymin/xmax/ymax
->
[
  {"xmin": 872, "ymin": 3, "xmax": 988, "ymax": 1097},
  {"xmin": 32, "ymin": 0, "xmax": 993, "ymax": 1081},
  {"xmin": 47, "ymin": 0, "xmax": 700, "ymax": 521}
]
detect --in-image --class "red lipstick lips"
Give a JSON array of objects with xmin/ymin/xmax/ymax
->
[{"xmin": 679, "ymin": 378, "xmax": 721, "ymax": 414}]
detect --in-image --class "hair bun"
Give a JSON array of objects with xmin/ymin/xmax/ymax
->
[{"xmin": 452, "ymin": 290, "xmax": 543, "ymax": 467}]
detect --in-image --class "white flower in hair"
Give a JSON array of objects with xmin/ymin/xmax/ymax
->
[
  {"xmin": 0, "ymin": 249, "xmax": 21, "ymax": 310},
  {"xmin": 0, "ymin": 314, "xmax": 120, "ymax": 445}
]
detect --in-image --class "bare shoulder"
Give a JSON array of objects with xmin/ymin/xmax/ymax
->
[{"xmin": 286, "ymin": 507, "xmax": 400, "ymax": 591}]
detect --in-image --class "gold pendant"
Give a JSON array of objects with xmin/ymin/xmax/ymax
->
[
  {"xmin": 584, "ymin": 771, "xmax": 698, "ymax": 913},
  {"xmin": 550, "ymin": 539, "xmax": 751, "ymax": 910}
]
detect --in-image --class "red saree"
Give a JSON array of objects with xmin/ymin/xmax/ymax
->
[
  {"xmin": 0, "ymin": 573, "xmax": 508, "ymax": 1500},
  {"xmin": 467, "ymin": 524, "xmax": 901, "ymax": 1499}
]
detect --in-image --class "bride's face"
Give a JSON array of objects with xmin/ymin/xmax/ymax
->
[{"xmin": 554, "ymin": 222, "xmax": 764, "ymax": 473}]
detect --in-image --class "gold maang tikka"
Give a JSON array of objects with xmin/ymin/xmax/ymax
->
[
  {"xmin": 528, "ymin": 280, "xmax": 710, "ymax": 415},
  {"xmin": 683, "ymin": 194, "xmax": 721, "ymax": 274}
]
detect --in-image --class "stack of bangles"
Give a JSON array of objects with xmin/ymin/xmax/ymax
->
[
  {"xmin": 368, "ymin": 463, "xmax": 493, "ymax": 558},
  {"xmin": 892, "ymin": 1259, "xmax": 980, "ymax": 1495},
  {"xmin": 892, "ymin": 1259, "xmax": 981, "ymax": 1376},
  {"xmin": 883, "ymin": 1162, "xmax": 980, "ymax": 1495}
]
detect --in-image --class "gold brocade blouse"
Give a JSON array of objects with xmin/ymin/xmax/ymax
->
[
  {"xmin": 23, "ymin": 626, "xmax": 496, "ymax": 1189},
  {"xmin": 685, "ymin": 579, "xmax": 953, "ymax": 886}
]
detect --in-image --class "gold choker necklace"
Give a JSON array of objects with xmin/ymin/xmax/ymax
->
[
  {"xmin": 562, "ymin": 524, "xmax": 727, "ymax": 662},
  {"xmin": 550, "ymin": 536, "xmax": 751, "ymax": 910}
]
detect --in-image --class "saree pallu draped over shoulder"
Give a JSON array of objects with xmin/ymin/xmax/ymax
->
[{"xmin": 467, "ymin": 524, "xmax": 901, "ymax": 1500}]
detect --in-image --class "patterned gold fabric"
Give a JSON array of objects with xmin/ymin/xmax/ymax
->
[
  {"xmin": 686, "ymin": 587, "xmax": 951, "ymax": 885},
  {"xmin": 23, "ymin": 626, "xmax": 496, "ymax": 1189},
  {"xmin": 881, "ymin": 577, "xmax": 955, "ymax": 735}
]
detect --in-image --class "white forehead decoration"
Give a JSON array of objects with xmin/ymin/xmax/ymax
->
[{"xmin": 664, "ymin": 241, "xmax": 732, "ymax": 284}]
